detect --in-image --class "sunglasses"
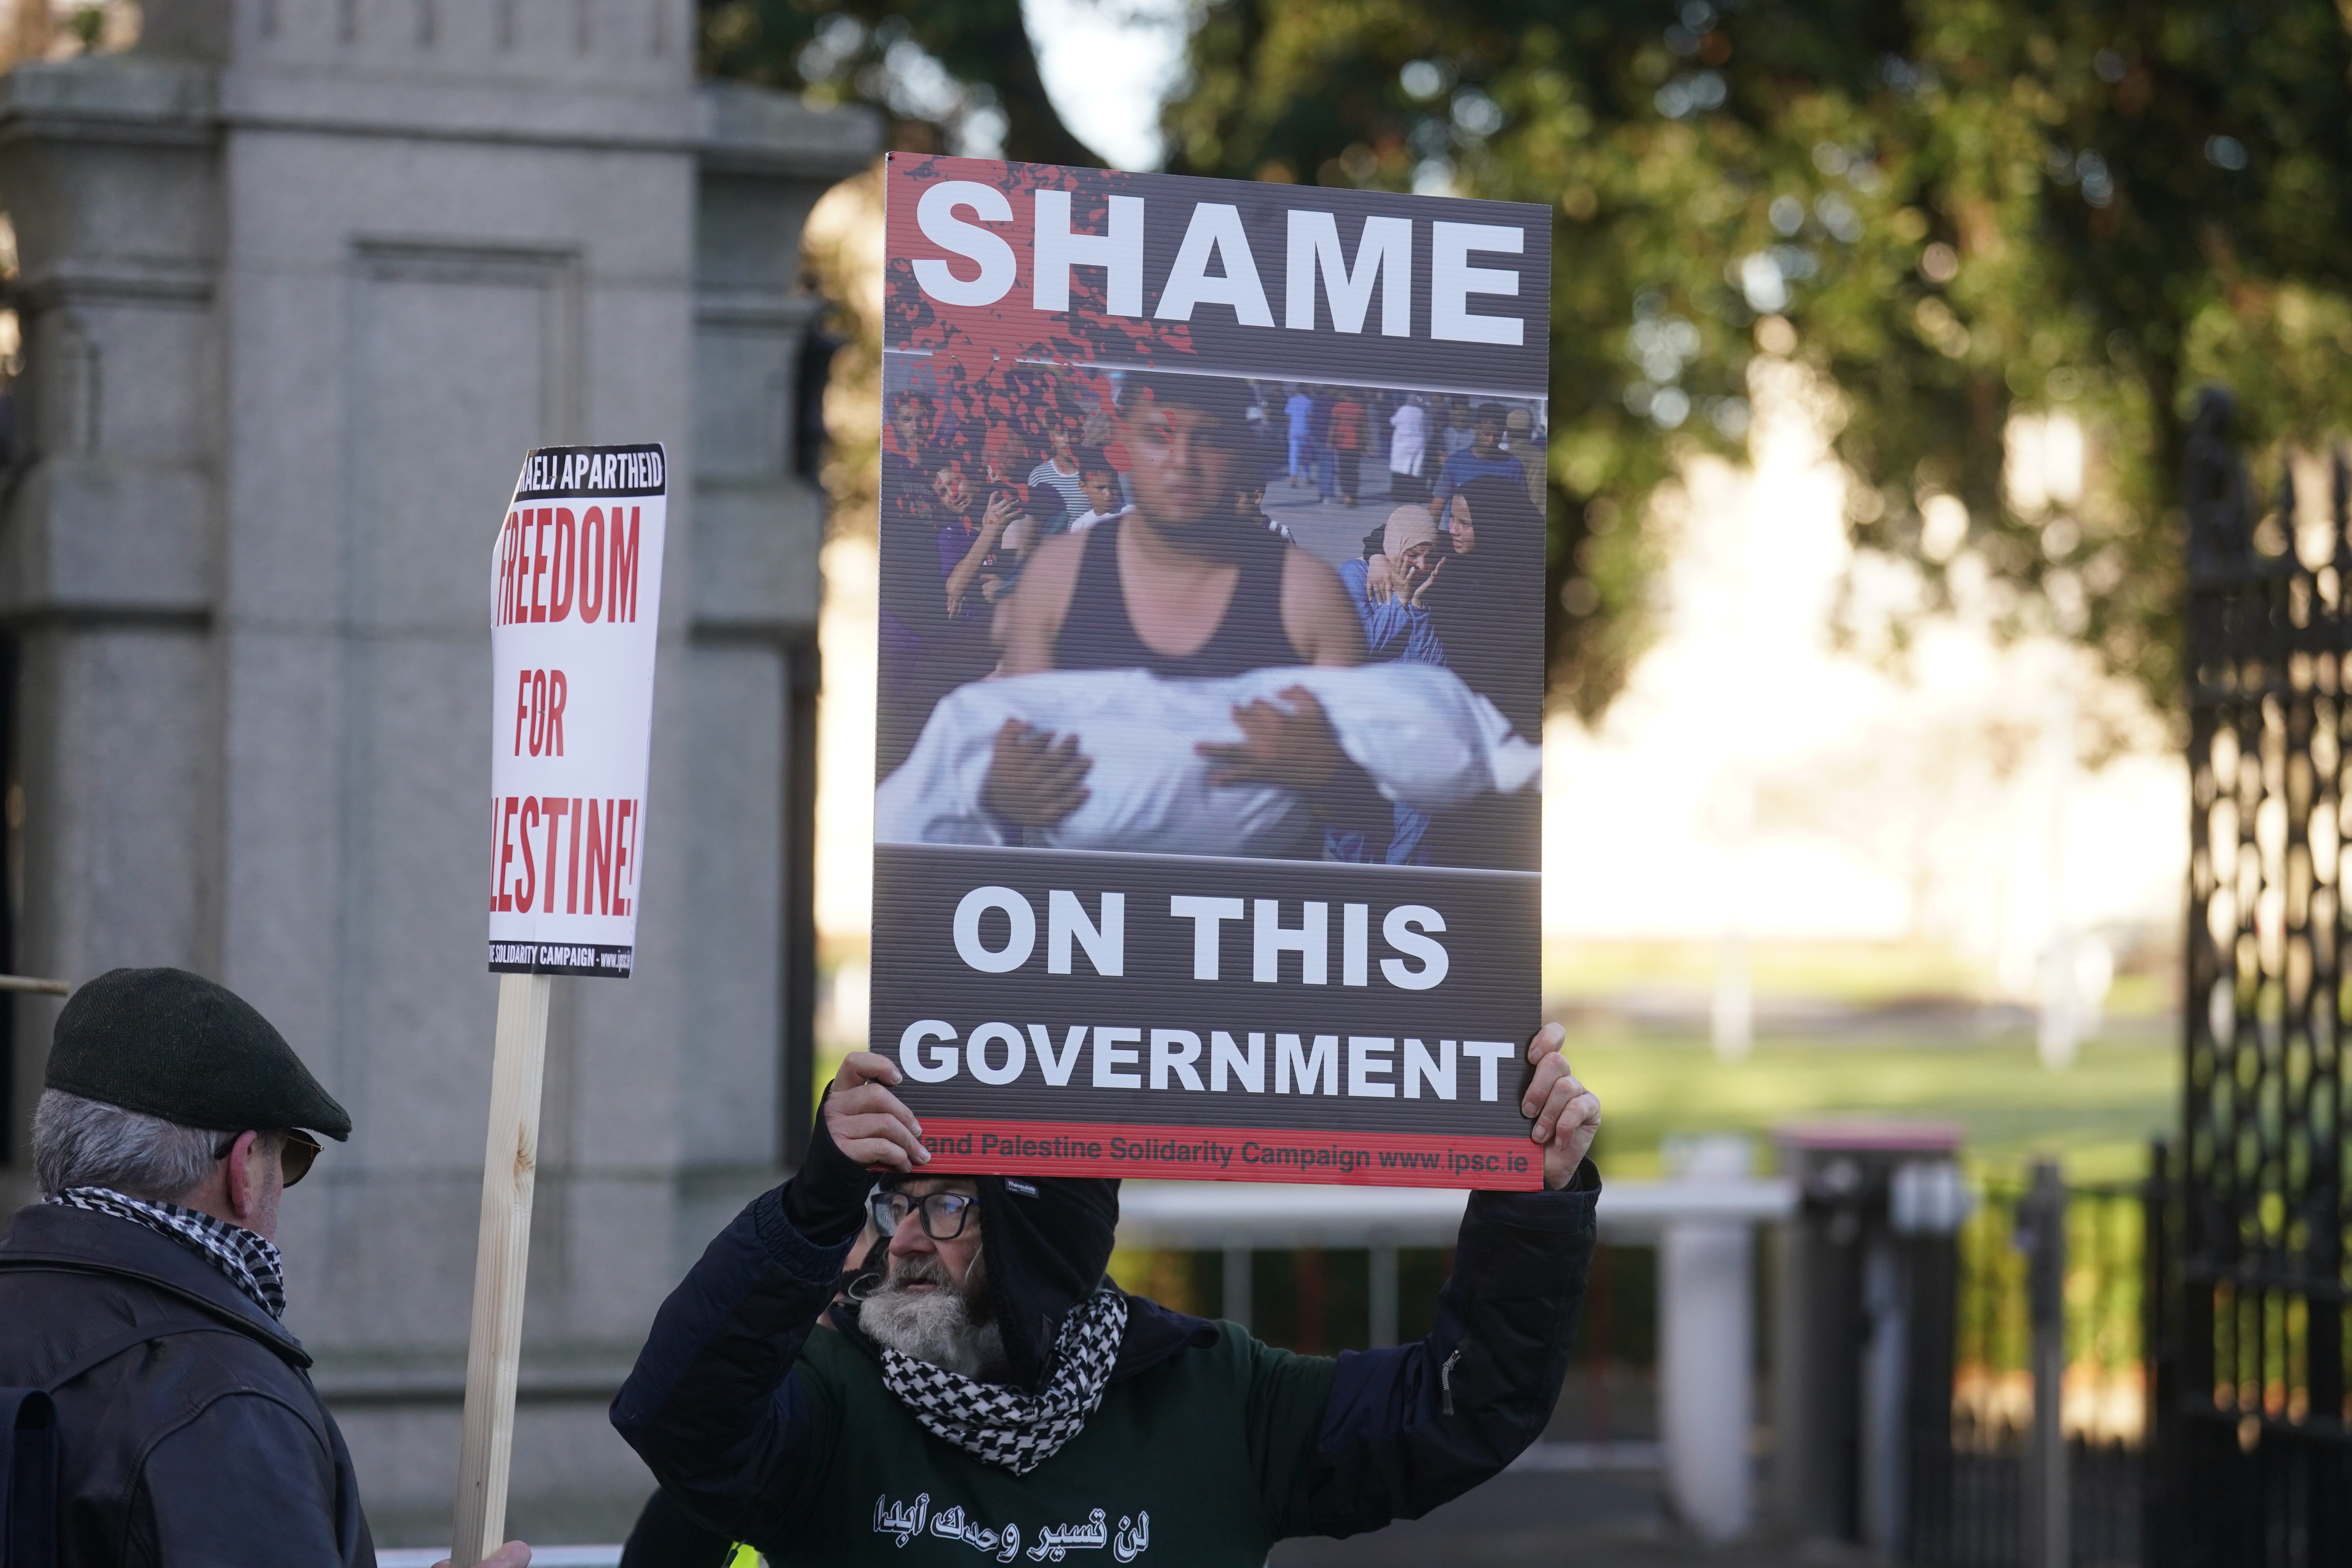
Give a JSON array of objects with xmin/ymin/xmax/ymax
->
[
  {"xmin": 868, "ymin": 1189, "xmax": 978, "ymax": 1241},
  {"xmin": 212, "ymin": 1129, "xmax": 323, "ymax": 1187}
]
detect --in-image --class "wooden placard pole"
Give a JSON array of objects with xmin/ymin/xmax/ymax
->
[
  {"xmin": 449, "ymin": 971, "xmax": 554, "ymax": 1568},
  {"xmin": 0, "ymin": 974, "xmax": 70, "ymax": 995}
]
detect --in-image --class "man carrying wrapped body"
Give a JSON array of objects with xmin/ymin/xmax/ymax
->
[{"xmin": 875, "ymin": 368, "xmax": 1542, "ymax": 870}]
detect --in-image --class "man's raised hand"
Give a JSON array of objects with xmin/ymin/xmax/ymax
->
[
  {"xmin": 1519, "ymin": 1023, "xmax": 1601, "ymax": 1189},
  {"xmin": 980, "ymin": 490, "xmax": 1023, "ymax": 539},
  {"xmin": 825, "ymin": 1051, "xmax": 931, "ymax": 1171}
]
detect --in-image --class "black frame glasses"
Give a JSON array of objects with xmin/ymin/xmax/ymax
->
[{"xmin": 868, "ymin": 1189, "xmax": 977, "ymax": 1241}]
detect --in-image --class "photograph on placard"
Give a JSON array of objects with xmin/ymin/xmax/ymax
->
[{"xmin": 873, "ymin": 361, "xmax": 1545, "ymax": 873}]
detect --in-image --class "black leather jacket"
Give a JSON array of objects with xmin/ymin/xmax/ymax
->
[{"xmin": 0, "ymin": 1203, "xmax": 374, "ymax": 1568}]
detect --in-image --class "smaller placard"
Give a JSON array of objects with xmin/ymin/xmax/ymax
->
[{"xmin": 484, "ymin": 444, "xmax": 668, "ymax": 977}]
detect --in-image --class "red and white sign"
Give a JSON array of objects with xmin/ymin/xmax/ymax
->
[{"xmin": 485, "ymin": 443, "xmax": 667, "ymax": 978}]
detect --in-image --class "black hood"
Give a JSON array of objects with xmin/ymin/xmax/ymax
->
[
  {"xmin": 976, "ymin": 1174, "xmax": 1120, "ymax": 1392},
  {"xmin": 867, "ymin": 1172, "xmax": 1120, "ymax": 1392}
]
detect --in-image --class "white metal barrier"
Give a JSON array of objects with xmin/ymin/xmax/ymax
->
[{"xmin": 1116, "ymin": 1171, "xmax": 1795, "ymax": 1543}]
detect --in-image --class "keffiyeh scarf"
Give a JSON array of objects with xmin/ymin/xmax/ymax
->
[
  {"xmin": 876, "ymin": 1287, "xmax": 1127, "ymax": 1474},
  {"xmin": 49, "ymin": 1186, "xmax": 287, "ymax": 1320}
]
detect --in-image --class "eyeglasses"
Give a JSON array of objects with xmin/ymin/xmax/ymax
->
[
  {"xmin": 868, "ymin": 1189, "xmax": 978, "ymax": 1241},
  {"xmin": 281, "ymin": 1130, "xmax": 322, "ymax": 1187},
  {"xmin": 212, "ymin": 1129, "xmax": 324, "ymax": 1188}
]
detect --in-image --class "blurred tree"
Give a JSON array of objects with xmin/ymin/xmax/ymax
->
[
  {"xmin": 697, "ymin": 0, "xmax": 1107, "ymax": 546},
  {"xmin": 1163, "ymin": 0, "xmax": 2352, "ymax": 720},
  {"xmin": 699, "ymin": 0, "xmax": 1100, "ymax": 166}
]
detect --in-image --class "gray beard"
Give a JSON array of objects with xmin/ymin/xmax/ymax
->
[{"xmin": 861, "ymin": 1263, "xmax": 1005, "ymax": 1379}]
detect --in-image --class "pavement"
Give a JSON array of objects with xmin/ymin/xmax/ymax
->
[{"xmin": 1259, "ymin": 466, "xmax": 1399, "ymax": 573}]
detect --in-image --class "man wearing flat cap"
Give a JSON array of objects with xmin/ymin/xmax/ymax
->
[
  {"xmin": 0, "ymin": 967, "xmax": 529, "ymax": 1568},
  {"xmin": 612, "ymin": 1024, "xmax": 1601, "ymax": 1566}
]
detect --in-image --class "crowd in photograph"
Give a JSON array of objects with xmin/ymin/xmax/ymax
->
[{"xmin": 875, "ymin": 362, "xmax": 1546, "ymax": 869}]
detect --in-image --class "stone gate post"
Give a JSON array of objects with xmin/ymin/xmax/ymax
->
[{"xmin": 0, "ymin": 0, "xmax": 875, "ymax": 1541}]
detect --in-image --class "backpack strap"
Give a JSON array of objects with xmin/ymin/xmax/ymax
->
[{"xmin": 1, "ymin": 1387, "xmax": 57, "ymax": 1568}]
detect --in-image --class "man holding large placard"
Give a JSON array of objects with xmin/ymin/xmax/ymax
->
[
  {"xmin": 613, "ymin": 1029, "xmax": 1597, "ymax": 1565},
  {"xmin": 613, "ymin": 158, "xmax": 1597, "ymax": 1563}
]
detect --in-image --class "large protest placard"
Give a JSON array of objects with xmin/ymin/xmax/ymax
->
[
  {"xmin": 486, "ymin": 444, "xmax": 668, "ymax": 977},
  {"xmin": 871, "ymin": 157, "xmax": 1548, "ymax": 1188}
]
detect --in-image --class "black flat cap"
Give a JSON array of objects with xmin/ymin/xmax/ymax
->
[{"xmin": 46, "ymin": 967, "xmax": 352, "ymax": 1140}]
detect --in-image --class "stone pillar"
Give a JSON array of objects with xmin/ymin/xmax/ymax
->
[
  {"xmin": 0, "ymin": 2, "xmax": 875, "ymax": 1544},
  {"xmin": 0, "ymin": 47, "xmax": 225, "ymax": 1199}
]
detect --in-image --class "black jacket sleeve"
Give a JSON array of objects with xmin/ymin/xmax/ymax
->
[
  {"xmin": 134, "ymin": 1392, "xmax": 349, "ymax": 1567},
  {"xmin": 1303, "ymin": 1160, "xmax": 1600, "ymax": 1535},
  {"xmin": 608, "ymin": 1185, "xmax": 858, "ymax": 1544}
]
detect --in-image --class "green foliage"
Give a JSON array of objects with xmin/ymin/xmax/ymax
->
[
  {"xmin": 699, "ymin": 0, "xmax": 1100, "ymax": 165},
  {"xmin": 65, "ymin": 4, "xmax": 108, "ymax": 49},
  {"xmin": 1162, "ymin": 0, "xmax": 2352, "ymax": 718},
  {"xmin": 1566, "ymin": 1029, "xmax": 2173, "ymax": 1183},
  {"xmin": 699, "ymin": 0, "xmax": 2352, "ymax": 718}
]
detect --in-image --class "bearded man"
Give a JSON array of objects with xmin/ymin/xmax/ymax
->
[{"xmin": 611, "ymin": 1028, "xmax": 1601, "ymax": 1565}]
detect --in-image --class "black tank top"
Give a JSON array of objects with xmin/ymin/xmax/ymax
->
[{"xmin": 1052, "ymin": 516, "xmax": 1305, "ymax": 677}]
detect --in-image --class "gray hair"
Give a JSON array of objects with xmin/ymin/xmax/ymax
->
[{"xmin": 32, "ymin": 1089, "xmax": 226, "ymax": 1201}]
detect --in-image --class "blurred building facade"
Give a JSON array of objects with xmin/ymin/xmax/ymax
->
[{"xmin": 0, "ymin": 0, "xmax": 874, "ymax": 1542}]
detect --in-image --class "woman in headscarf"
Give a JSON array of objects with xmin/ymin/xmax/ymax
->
[
  {"xmin": 1338, "ymin": 503, "xmax": 1450, "ymax": 666},
  {"xmin": 1328, "ymin": 505, "xmax": 1455, "ymax": 864}
]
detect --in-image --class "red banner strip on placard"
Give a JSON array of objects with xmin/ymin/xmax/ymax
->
[{"xmin": 910, "ymin": 1118, "xmax": 1544, "ymax": 1190}]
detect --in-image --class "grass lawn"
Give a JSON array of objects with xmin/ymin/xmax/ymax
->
[{"xmin": 1568, "ymin": 1026, "xmax": 2179, "ymax": 1184}]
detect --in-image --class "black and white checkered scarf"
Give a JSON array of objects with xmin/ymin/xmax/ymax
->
[
  {"xmin": 49, "ymin": 1186, "xmax": 287, "ymax": 1320},
  {"xmin": 875, "ymin": 1286, "xmax": 1127, "ymax": 1474}
]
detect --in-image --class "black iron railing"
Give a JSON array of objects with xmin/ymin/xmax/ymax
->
[
  {"xmin": 1910, "ymin": 1174, "xmax": 2151, "ymax": 1568},
  {"xmin": 2165, "ymin": 388, "xmax": 2352, "ymax": 1565}
]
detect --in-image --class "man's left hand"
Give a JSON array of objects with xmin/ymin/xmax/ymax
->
[
  {"xmin": 1197, "ymin": 687, "xmax": 1344, "ymax": 790},
  {"xmin": 1519, "ymin": 1023, "xmax": 1601, "ymax": 1189},
  {"xmin": 983, "ymin": 719, "xmax": 1092, "ymax": 828}
]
